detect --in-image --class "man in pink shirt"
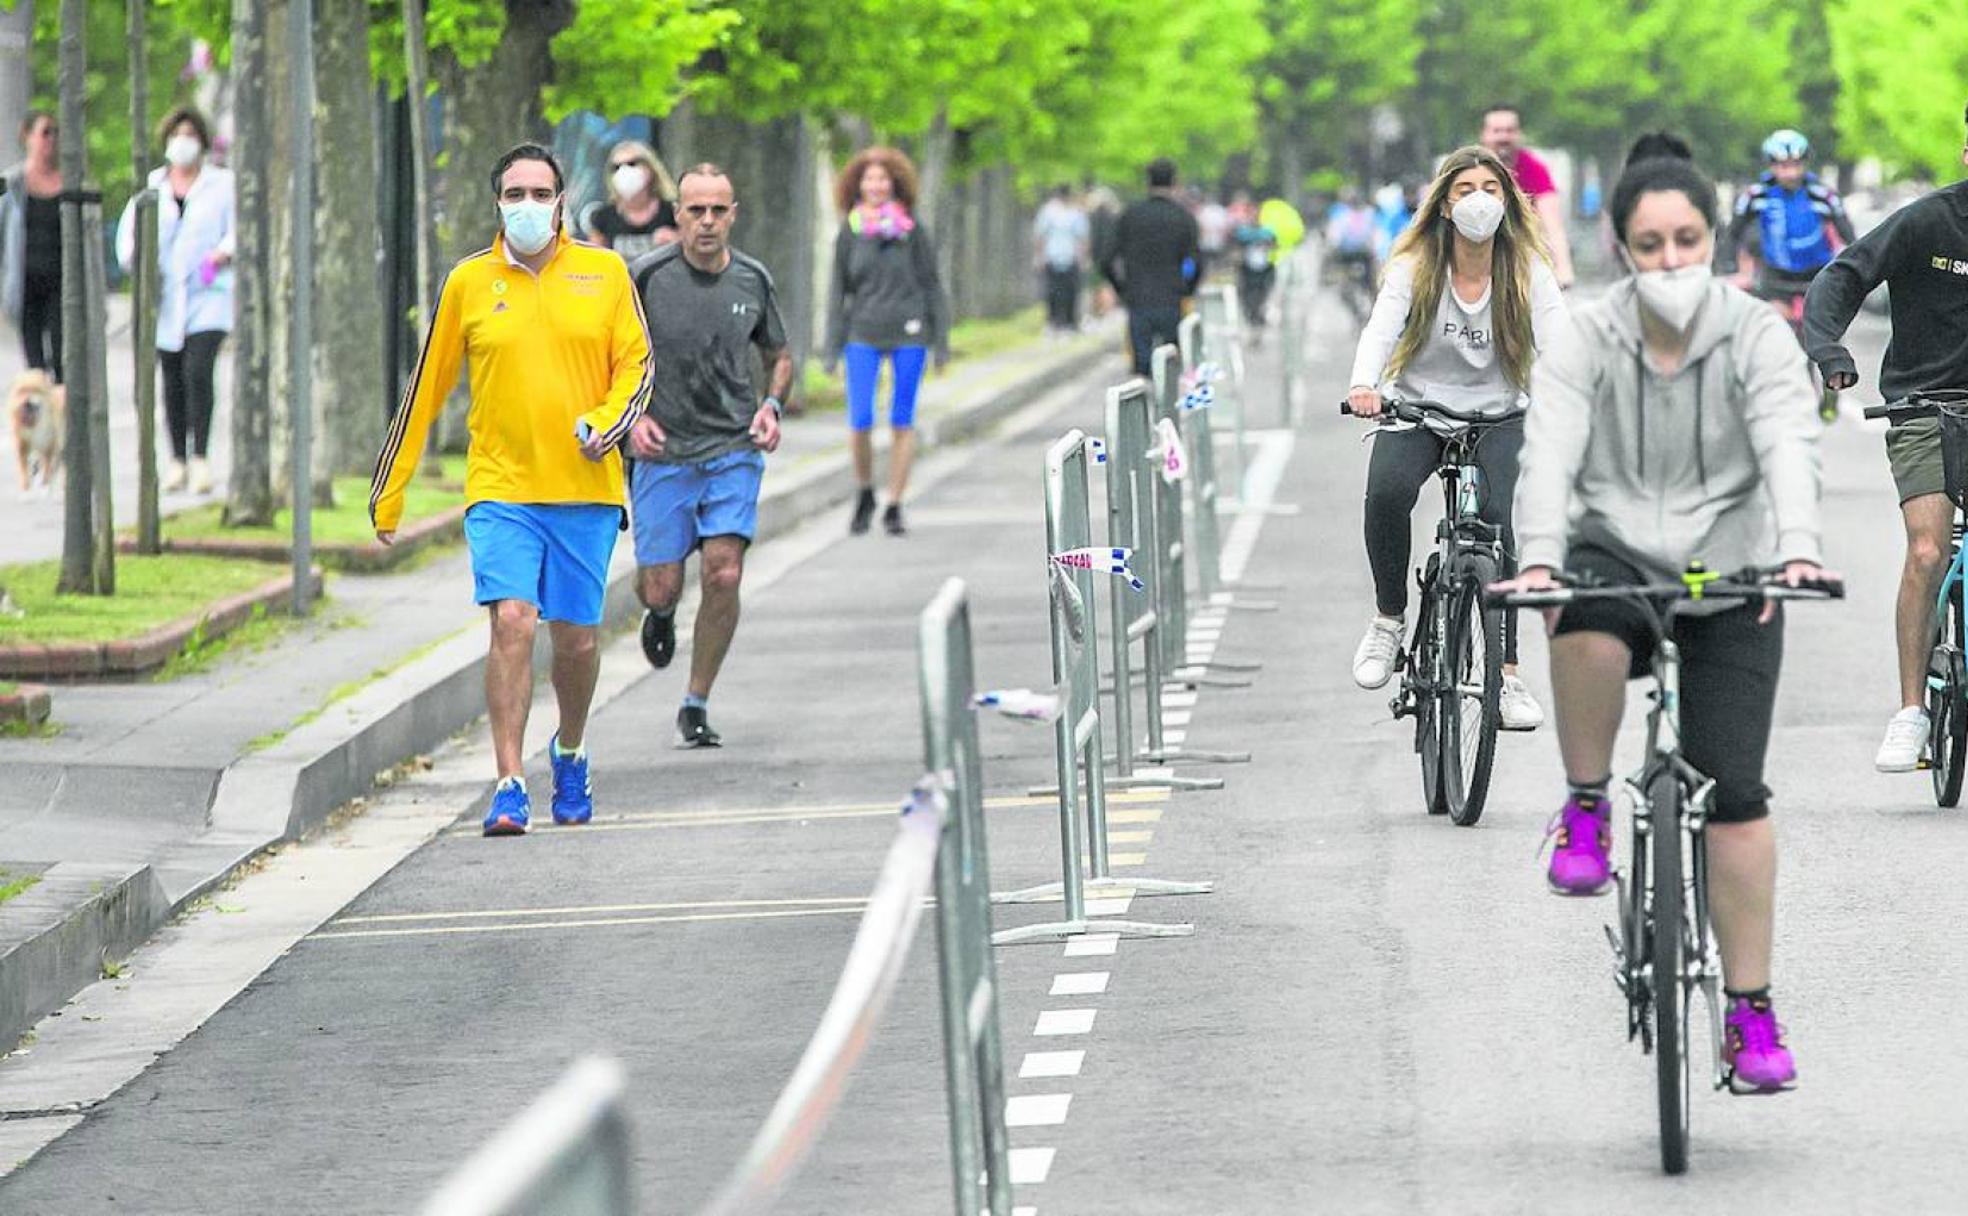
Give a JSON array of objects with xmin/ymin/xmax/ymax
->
[{"xmin": 1481, "ymin": 104, "xmax": 1575, "ymax": 288}]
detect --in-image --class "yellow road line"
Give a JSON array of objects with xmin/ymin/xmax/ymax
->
[{"xmin": 313, "ymin": 904, "xmax": 869, "ymax": 942}]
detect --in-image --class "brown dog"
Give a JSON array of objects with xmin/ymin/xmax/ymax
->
[{"xmin": 9, "ymin": 369, "xmax": 64, "ymax": 496}]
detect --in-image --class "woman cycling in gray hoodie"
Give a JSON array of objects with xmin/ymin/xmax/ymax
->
[{"xmin": 1498, "ymin": 154, "xmax": 1829, "ymax": 1095}]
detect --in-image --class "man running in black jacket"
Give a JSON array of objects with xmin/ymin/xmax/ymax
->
[
  {"xmin": 1103, "ymin": 158, "xmax": 1201, "ymax": 375},
  {"xmin": 1805, "ymin": 103, "xmax": 1968, "ymax": 772}
]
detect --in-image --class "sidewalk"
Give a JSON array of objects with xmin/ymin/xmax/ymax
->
[{"xmin": 0, "ymin": 315, "xmax": 1124, "ymax": 1050}]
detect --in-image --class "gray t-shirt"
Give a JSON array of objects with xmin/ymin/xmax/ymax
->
[{"xmin": 631, "ymin": 244, "xmax": 787, "ymax": 465}]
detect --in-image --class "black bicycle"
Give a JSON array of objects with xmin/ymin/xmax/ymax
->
[
  {"xmin": 1490, "ymin": 564, "xmax": 1842, "ymax": 1175},
  {"xmin": 1862, "ymin": 390, "xmax": 1968, "ymax": 804},
  {"xmin": 1343, "ymin": 396, "xmax": 1510, "ymax": 825}
]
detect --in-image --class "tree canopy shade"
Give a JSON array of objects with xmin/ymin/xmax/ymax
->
[{"xmin": 1826, "ymin": 0, "xmax": 1968, "ymax": 181}]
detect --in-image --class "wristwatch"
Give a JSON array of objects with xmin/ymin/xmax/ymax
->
[{"xmin": 763, "ymin": 396, "xmax": 784, "ymax": 417}]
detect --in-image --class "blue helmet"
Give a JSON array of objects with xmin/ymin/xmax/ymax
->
[{"xmin": 1761, "ymin": 129, "xmax": 1810, "ymax": 162}]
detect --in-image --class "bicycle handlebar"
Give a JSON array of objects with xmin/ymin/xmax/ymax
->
[
  {"xmin": 1339, "ymin": 397, "xmax": 1517, "ymax": 427},
  {"xmin": 1484, "ymin": 566, "xmax": 1845, "ymax": 611},
  {"xmin": 1861, "ymin": 389, "xmax": 1968, "ymax": 422}
]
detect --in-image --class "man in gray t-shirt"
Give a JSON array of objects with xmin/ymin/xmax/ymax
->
[{"xmin": 625, "ymin": 163, "xmax": 794, "ymax": 749}]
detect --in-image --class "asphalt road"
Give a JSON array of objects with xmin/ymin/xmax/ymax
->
[{"xmin": 5, "ymin": 277, "xmax": 1962, "ymax": 1215}]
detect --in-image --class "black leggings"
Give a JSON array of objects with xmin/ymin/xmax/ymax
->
[
  {"xmin": 1044, "ymin": 267, "xmax": 1080, "ymax": 329},
  {"xmin": 160, "ymin": 330, "xmax": 226, "ymax": 460},
  {"xmin": 1363, "ymin": 418, "xmax": 1522, "ymax": 663},
  {"xmin": 19, "ymin": 269, "xmax": 61, "ymax": 379},
  {"xmin": 1552, "ymin": 545, "xmax": 1783, "ymax": 823}
]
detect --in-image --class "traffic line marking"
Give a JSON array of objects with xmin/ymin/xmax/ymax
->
[
  {"xmin": 1106, "ymin": 830, "xmax": 1153, "ymax": 844},
  {"xmin": 1162, "ymin": 690, "xmax": 1198, "ymax": 708},
  {"xmin": 1083, "ymin": 896, "xmax": 1134, "ymax": 916},
  {"xmin": 1050, "ymin": 972, "xmax": 1109, "ymax": 996},
  {"xmin": 1009, "ymin": 1148, "xmax": 1055, "ymax": 1184},
  {"xmin": 311, "ymin": 905, "xmax": 866, "ymax": 941},
  {"xmin": 332, "ymin": 895, "xmax": 870, "ymax": 926},
  {"xmin": 1164, "ymin": 730, "xmax": 1186, "ymax": 744},
  {"xmin": 1034, "ymin": 1009, "xmax": 1096, "ymax": 1036},
  {"xmin": 442, "ymin": 790, "xmax": 1171, "ymax": 836},
  {"xmin": 1063, "ymin": 933, "xmax": 1118, "ymax": 956},
  {"xmin": 1107, "ymin": 853, "xmax": 1148, "ymax": 867},
  {"xmin": 1019, "ymin": 1050, "xmax": 1085, "ymax": 1078},
  {"xmin": 1006, "ymin": 1094, "xmax": 1073, "ymax": 1127},
  {"xmin": 1106, "ymin": 808, "xmax": 1162, "ymax": 824},
  {"xmin": 1165, "ymin": 710, "xmax": 1193, "ymax": 726}
]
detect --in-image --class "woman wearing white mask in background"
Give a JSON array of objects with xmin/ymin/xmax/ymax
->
[
  {"xmin": 1493, "ymin": 152, "xmax": 1827, "ymax": 1093},
  {"xmin": 1347, "ymin": 144, "xmax": 1566, "ymax": 731},
  {"xmin": 117, "ymin": 106, "xmax": 234, "ymax": 495},
  {"xmin": 583, "ymin": 139, "xmax": 677, "ymax": 260}
]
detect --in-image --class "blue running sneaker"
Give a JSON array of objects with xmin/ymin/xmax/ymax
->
[
  {"xmin": 550, "ymin": 735, "xmax": 593, "ymax": 826},
  {"xmin": 484, "ymin": 777, "xmax": 530, "ymax": 836}
]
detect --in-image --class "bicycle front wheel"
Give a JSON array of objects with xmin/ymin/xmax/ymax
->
[
  {"xmin": 1928, "ymin": 580, "xmax": 1967, "ymax": 807},
  {"xmin": 1439, "ymin": 554, "xmax": 1503, "ymax": 826},
  {"xmin": 1649, "ymin": 772, "xmax": 1690, "ymax": 1175}
]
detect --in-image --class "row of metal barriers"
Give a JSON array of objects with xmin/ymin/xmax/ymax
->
[{"xmin": 419, "ymin": 274, "xmax": 1299, "ymax": 1216}]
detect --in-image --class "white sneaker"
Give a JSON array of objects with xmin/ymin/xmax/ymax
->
[
  {"xmin": 1499, "ymin": 673, "xmax": 1545, "ymax": 731},
  {"xmin": 1352, "ymin": 615, "xmax": 1403, "ymax": 689},
  {"xmin": 189, "ymin": 456, "xmax": 213, "ymax": 494},
  {"xmin": 163, "ymin": 459, "xmax": 187, "ymax": 492},
  {"xmin": 1875, "ymin": 707, "xmax": 1930, "ymax": 773}
]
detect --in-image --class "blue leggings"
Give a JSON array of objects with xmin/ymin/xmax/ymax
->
[{"xmin": 844, "ymin": 343, "xmax": 928, "ymax": 432}]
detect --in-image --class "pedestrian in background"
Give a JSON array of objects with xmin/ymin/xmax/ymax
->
[
  {"xmin": 1084, "ymin": 185, "xmax": 1122, "ymax": 317},
  {"xmin": 1102, "ymin": 157, "xmax": 1200, "ymax": 376},
  {"xmin": 583, "ymin": 139, "xmax": 677, "ymax": 260},
  {"xmin": 825, "ymin": 145, "xmax": 949, "ymax": 538},
  {"xmin": 116, "ymin": 107, "xmax": 234, "ymax": 496},
  {"xmin": 1480, "ymin": 103, "xmax": 1576, "ymax": 288},
  {"xmin": 1196, "ymin": 191, "xmax": 1232, "ymax": 277},
  {"xmin": 370, "ymin": 142, "xmax": 651, "ymax": 837},
  {"xmin": 627, "ymin": 164, "xmax": 792, "ymax": 749},
  {"xmin": 1032, "ymin": 183, "xmax": 1089, "ymax": 336},
  {"xmin": 0, "ymin": 111, "xmax": 64, "ymax": 380}
]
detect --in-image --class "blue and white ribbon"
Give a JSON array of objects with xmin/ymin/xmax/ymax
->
[
  {"xmin": 1179, "ymin": 362, "xmax": 1221, "ymax": 411},
  {"xmin": 1085, "ymin": 436, "xmax": 1108, "ymax": 464},
  {"xmin": 1049, "ymin": 560, "xmax": 1088, "ymax": 641},
  {"xmin": 973, "ymin": 686, "xmax": 1066, "ymax": 723},
  {"xmin": 1051, "ymin": 546, "xmax": 1146, "ymax": 592}
]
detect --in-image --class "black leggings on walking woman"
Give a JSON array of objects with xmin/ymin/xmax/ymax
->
[
  {"xmin": 160, "ymin": 329, "xmax": 225, "ymax": 461},
  {"xmin": 1362, "ymin": 417, "xmax": 1522, "ymax": 663}
]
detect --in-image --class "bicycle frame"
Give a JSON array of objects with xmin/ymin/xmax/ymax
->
[{"xmin": 1394, "ymin": 427, "xmax": 1502, "ymax": 723}]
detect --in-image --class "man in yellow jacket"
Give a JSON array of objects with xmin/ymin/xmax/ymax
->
[{"xmin": 370, "ymin": 142, "xmax": 652, "ymax": 836}]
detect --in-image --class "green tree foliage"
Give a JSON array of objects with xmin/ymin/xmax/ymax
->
[
  {"xmin": 1260, "ymin": 0, "xmax": 1420, "ymax": 180},
  {"xmin": 543, "ymin": 0, "xmax": 737, "ymax": 120},
  {"xmin": 1826, "ymin": 0, "xmax": 1968, "ymax": 181}
]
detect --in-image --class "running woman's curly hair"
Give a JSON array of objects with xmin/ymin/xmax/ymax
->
[
  {"xmin": 1384, "ymin": 144, "xmax": 1551, "ymax": 393},
  {"xmin": 835, "ymin": 146, "xmax": 920, "ymax": 215}
]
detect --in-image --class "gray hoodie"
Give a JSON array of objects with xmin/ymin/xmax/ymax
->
[{"xmin": 1514, "ymin": 276, "xmax": 1823, "ymax": 586}]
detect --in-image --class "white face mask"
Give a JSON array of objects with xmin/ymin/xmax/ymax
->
[
  {"xmin": 1632, "ymin": 263, "xmax": 1712, "ymax": 331},
  {"xmin": 1450, "ymin": 190, "xmax": 1506, "ymax": 242},
  {"xmin": 611, "ymin": 164, "xmax": 651, "ymax": 200},
  {"xmin": 164, "ymin": 135, "xmax": 203, "ymax": 169},
  {"xmin": 500, "ymin": 198, "xmax": 559, "ymax": 256}
]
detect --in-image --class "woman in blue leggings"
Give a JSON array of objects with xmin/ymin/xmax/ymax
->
[{"xmin": 824, "ymin": 145, "xmax": 950, "ymax": 536}]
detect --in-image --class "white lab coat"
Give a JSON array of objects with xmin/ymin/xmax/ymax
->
[{"xmin": 116, "ymin": 163, "xmax": 235, "ymax": 352}]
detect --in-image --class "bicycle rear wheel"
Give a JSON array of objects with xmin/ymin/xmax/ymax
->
[
  {"xmin": 1415, "ymin": 594, "xmax": 1448, "ymax": 815},
  {"xmin": 1928, "ymin": 580, "xmax": 1967, "ymax": 807},
  {"xmin": 1649, "ymin": 772, "xmax": 1690, "ymax": 1175},
  {"xmin": 1438, "ymin": 554, "xmax": 1503, "ymax": 826}
]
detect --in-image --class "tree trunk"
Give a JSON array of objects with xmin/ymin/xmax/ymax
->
[
  {"xmin": 311, "ymin": 0, "xmax": 384, "ymax": 479},
  {"xmin": 129, "ymin": 0, "xmax": 160, "ymax": 554},
  {"xmin": 265, "ymin": 0, "xmax": 332, "ymax": 507},
  {"xmin": 225, "ymin": 0, "xmax": 275, "ymax": 525},
  {"xmin": 428, "ymin": 0, "xmax": 569, "ymax": 451},
  {"xmin": 55, "ymin": 0, "xmax": 93, "ymax": 592}
]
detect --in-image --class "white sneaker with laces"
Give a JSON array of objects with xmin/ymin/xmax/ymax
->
[
  {"xmin": 1499, "ymin": 673, "xmax": 1545, "ymax": 731},
  {"xmin": 1352, "ymin": 615, "xmax": 1403, "ymax": 689},
  {"xmin": 1875, "ymin": 706, "xmax": 1930, "ymax": 773}
]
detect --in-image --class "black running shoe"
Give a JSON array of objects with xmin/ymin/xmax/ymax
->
[
  {"xmin": 849, "ymin": 487, "xmax": 877, "ymax": 534},
  {"xmin": 677, "ymin": 705, "xmax": 722, "ymax": 748},
  {"xmin": 882, "ymin": 503, "xmax": 906, "ymax": 536},
  {"xmin": 640, "ymin": 609, "xmax": 676, "ymax": 669}
]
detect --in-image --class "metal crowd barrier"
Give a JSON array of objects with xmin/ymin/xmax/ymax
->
[
  {"xmin": 419, "ymin": 1056, "xmax": 634, "ymax": 1216},
  {"xmin": 1104, "ymin": 381, "xmax": 1245, "ymax": 775},
  {"xmin": 1278, "ymin": 251, "xmax": 1305, "ymax": 428},
  {"xmin": 1196, "ymin": 284, "xmax": 1249, "ymax": 498},
  {"xmin": 994, "ymin": 430, "xmax": 1207, "ymax": 944},
  {"xmin": 427, "ymin": 635, "xmax": 1015, "ymax": 1215},
  {"xmin": 1176, "ymin": 316, "xmax": 1227, "ymax": 603}
]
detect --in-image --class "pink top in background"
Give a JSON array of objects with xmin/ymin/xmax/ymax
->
[{"xmin": 1510, "ymin": 147, "xmax": 1558, "ymax": 198}]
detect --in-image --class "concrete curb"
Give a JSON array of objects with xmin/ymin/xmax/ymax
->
[
  {"xmin": 0, "ymin": 684, "xmax": 51, "ymax": 725},
  {"xmin": 0, "ymin": 329, "xmax": 1120, "ymax": 1048},
  {"xmin": 119, "ymin": 503, "xmax": 470, "ymax": 573},
  {"xmin": 0, "ymin": 862, "xmax": 167, "ymax": 1048}
]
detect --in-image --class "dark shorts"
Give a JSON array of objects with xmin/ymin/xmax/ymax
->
[
  {"xmin": 1551, "ymin": 546, "xmax": 1784, "ymax": 823},
  {"xmin": 1886, "ymin": 416, "xmax": 1946, "ymax": 504}
]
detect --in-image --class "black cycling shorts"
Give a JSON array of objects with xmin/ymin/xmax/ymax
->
[{"xmin": 1550, "ymin": 546, "xmax": 1783, "ymax": 824}]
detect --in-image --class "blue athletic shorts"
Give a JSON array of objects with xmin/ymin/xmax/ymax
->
[
  {"xmin": 844, "ymin": 342, "xmax": 928, "ymax": 431},
  {"xmin": 462, "ymin": 501, "xmax": 620, "ymax": 626},
  {"xmin": 629, "ymin": 449, "xmax": 766, "ymax": 566}
]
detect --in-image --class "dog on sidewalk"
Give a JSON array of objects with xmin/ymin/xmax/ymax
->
[{"xmin": 8, "ymin": 369, "xmax": 65, "ymax": 497}]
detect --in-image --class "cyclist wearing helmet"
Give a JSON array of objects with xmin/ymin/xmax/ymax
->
[
  {"xmin": 1803, "ymin": 103, "xmax": 1968, "ymax": 773},
  {"xmin": 1718, "ymin": 130, "xmax": 1856, "ymax": 319}
]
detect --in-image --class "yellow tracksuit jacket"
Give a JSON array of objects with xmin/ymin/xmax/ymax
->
[{"xmin": 368, "ymin": 231, "xmax": 652, "ymax": 532}]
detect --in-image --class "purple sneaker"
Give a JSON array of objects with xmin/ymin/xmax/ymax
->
[
  {"xmin": 1723, "ymin": 997, "xmax": 1797, "ymax": 1094},
  {"xmin": 1546, "ymin": 796, "xmax": 1612, "ymax": 895}
]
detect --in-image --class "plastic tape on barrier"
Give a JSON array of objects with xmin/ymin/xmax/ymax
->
[
  {"xmin": 1051, "ymin": 547, "xmax": 1146, "ymax": 592},
  {"xmin": 973, "ymin": 686, "xmax": 1066, "ymax": 724},
  {"xmin": 1049, "ymin": 561, "xmax": 1088, "ymax": 641},
  {"xmin": 1153, "ymin": 417, "xmax": 1188, "ymax": 484},
  {"xmin": 1086, "ymin": 436, "xmax": 1107, "ymax": 464}
]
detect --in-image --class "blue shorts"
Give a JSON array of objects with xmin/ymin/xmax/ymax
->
[
  {"xmin": 462, "ymin": 502, "xmax": 620, "ymax": 626},
  {"xmin": 629, "ymin": 449, "xmax": 766, "ymax": 566},
  {"xmin": 844, "ymin": 343, "xmax": 928, "ymax": 431}
]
